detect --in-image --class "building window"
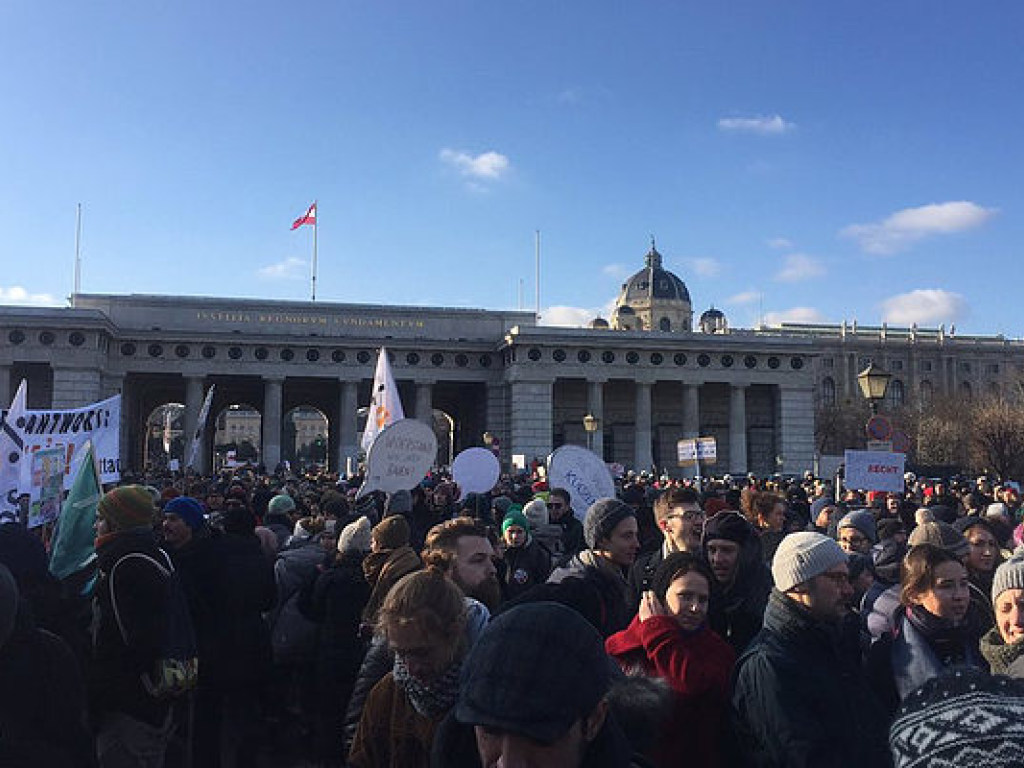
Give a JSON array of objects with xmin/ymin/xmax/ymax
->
[
  {"xmin": 987, "ymin": 363, "xmax": 1000, "ymax": 374},
  {"xmin": 920, "ymin": 380, "xmax": 933, "ymax": 405},
  {"xmin": 889, "ymin": 379, "xmax": 905, "ymax": 408},
  {"xmin": 659, "ymin": 317, "xmax": 671, "ymax": 331},
  {"xmin": 890, "ymin": 360, "xmax": 903, "ymax": 371},
  {"xmin": 822, "ymin": 358, "xmax": 834, "ymax": 369},
  {"xmin": 822, "ymin": 377, "xmax": 836, "ymax": 408},
  {"xmin": 960, "ymin": 361, "xmax": 972, "ymax": 374},
  {"xmin": 960, "ymin": 381, "xmax": 972, "ymax": 399},
  {"xmin": 920, "ymin": 361, "xmax": 933, "ymax": 372}
]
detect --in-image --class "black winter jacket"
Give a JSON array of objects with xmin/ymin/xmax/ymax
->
[{"xmin": 730, "ymin": 590, "xmax": 892, "ymax": 768}]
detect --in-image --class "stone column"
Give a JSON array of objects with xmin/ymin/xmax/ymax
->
[
  {"xmin": 586, "ymin": 380, "xmax": 605, "ymax": 459},
  {"xmin": 634, "ymin": 381, "xmax": 653, "ymax": 471},
  {"xmin": 414, "ymin": 381, "xmax": 433, "ymax": 423},
  {"xmin": 0, "ymin": 367, "xmax": 10, "ymax": 407},
  {"xmin": 338, "ymin": 380, "xmax": 359, "ymax": 476},
  {"xmin": 729, "ymin": 384, "xmax": 748, "ymax": 474},
  {"xmin": 682, "ymin": 384, "xmax": 700, "ymax": 438},
  {"xmin": 508, "ymin": 377, "xmax": 553, "ymax": 465},
  {"xmin": 262, "ymin": 377, "xmax": 284, "ymax": 471},
  {"xmin": 777, "ymin": 385, "xmax": 815, "ymax": 475},
  {"xmin": 184, "ymin": 376, "xmax": 204, "ymax": 472}
]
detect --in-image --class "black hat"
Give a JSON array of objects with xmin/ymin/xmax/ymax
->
[
  {"xmin": 702, "ymin": 510, "xmax": 755, "ymax": 546},
  {"xmin": 456, "ymin": 602, "xmax": 611, "ymax": 744}
]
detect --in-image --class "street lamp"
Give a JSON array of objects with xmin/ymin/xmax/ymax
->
[
  {"xmin": 857, "ymin": 363, "xmax": 892, "ymax": 415},
  {"xmin": 483, "ymin": 431, "xmax": 494, "ymax": 448},
  {"xmin": 583, "ymin": 413, "xmax": 599, "ymax": 452}
]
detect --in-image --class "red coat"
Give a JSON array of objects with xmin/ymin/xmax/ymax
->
[{"xmin": 606, "ymin": 614, "xmax": 735, "ymax": 768}]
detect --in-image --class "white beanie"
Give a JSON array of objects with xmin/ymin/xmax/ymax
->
[
  {"xmin": 771, "ymin": 531, "xmax": 848, "ymax": 592},
  {"xmin": 337, "ymin": 516, "xmax": 372, "ymax": 556},
  {"xmin": 523, "ymin": 499, "xmax": 549, "ymax": 528}
]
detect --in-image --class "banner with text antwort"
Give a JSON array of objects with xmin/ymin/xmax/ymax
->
[
  {"xmin": 843, "ymin": 449, "xmax": 905, "ymax": 493},
  {"xmin": 2, "ymin": 395, "xmax": 122, "ymax": 508}
]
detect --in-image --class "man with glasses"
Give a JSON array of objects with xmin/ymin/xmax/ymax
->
[
  {"xmin": 546, "ymin": 488, "xmax": 585, "ymax": 566},
  {"xmin": 628, "ymin": 487, "xmax": 704, "ymax": 599},
  {"xmin": 731, "ymin": 532, "xmax": 891, "ymax": 767},
  {"xmin": 835, "ymin": 509, "xmax": 877, "ymax": 555}
]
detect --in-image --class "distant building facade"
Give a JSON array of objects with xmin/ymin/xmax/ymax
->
[{"xmin": 2, "ymin": 243, "xmax": 1021, "ymax": 476}]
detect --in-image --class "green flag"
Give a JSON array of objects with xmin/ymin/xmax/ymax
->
[{"xmin": 49, "ymin": 441, "xmax": 101, "ymax": 581}]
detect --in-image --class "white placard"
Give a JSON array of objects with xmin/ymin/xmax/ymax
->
[
  {"xmin": 357, "ymin": 419, "xmax": 437, "ymax": 499},
  {"xmin": 452, "ymin": 447, "xmax": 500, "ymax": 500},
  {"xmin": 844, "ymin": 450, "xmax": 906, "ymax": 493},
  {"xmin": 547, "ymin": 445, "xmax": 616, "ymax": 520}
]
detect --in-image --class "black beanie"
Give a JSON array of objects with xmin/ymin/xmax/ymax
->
[{"xmin": 702, "ymin": 511, "xmax": 754, "ymax": 546}]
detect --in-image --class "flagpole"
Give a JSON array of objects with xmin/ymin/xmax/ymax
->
[
  {"xmin": 73, "ymin": 203, "xmax": 82, "ymax": 307},
  {"xmin": 534, "ymin": 230, "xmax": 541, "ymax": 322},
  {"xmin": 311, "ymin": 200, "xmax": 318, "ymax": 302}
]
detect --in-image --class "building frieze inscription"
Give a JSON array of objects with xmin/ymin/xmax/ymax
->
[{"xmin": 194, "ymin": 310, "xmax": 425, "ymax": 330}]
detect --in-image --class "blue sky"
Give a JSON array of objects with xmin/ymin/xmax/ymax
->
[{"xmin": 2, "ymin": 2, "xmax": 1022, "ymax": 335}]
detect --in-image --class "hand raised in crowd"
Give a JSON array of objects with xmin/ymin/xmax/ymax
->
[{"xmin": 638, "ymin": 590, "xmax": 668, "ymax": 622}]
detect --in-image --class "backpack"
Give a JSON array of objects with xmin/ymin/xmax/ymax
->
[{"xmin": 109, "ymin": 549, "xmax": 199, "ymax": 699}]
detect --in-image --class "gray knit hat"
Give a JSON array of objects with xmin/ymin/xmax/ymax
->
[
  {"xmin": 771, "ymin": 531, "xmax": 849, "ymax": 592},
  {"xmin": 837, "ymin": 509, "xmax": 878, "ymax": 544},
  {"xmin": 337, "ymin": 516, "xmax": 372, "ymax": 556},
  {"xmin": 584, "ymin": 498, "xmax": 636, "ymax": 550},
  {"xmin": 992, "ymin": 550, "xmax": 1024, "ymax": 605},
  {"xmin": 908, "ymin": 521, "xmax": 969, "ymax": 560}
]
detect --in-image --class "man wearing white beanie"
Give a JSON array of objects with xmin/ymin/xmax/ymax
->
[{"xmin": 731, "ymin": 532, "xmax": 891, "ymax": 767}]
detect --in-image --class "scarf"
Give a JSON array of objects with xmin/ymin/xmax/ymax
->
[
  {"xmin": 906, "ymin": 604, "xmax": 972, "ymax": 666},
  {"xmin": 980, "ymin": 625, "xmax": 1024, "ymax": 675},
  {"xmin": 392, "ymin": 654, "xmax": 462, "ymax": 719}
]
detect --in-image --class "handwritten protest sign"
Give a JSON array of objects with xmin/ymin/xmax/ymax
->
[
  {"xmin": 357, "ymin": 419, "xmax": 437, "ymax": 499},
  {"xmin": 547, "ymin": 445, "xmax": 615, "ymax": 520},
  {"xmin": 452, "ymin": 447, "xmax": 500, "ymax": 500},
  {"xmin": 844, "ymin": 450, "xmax": 906, "ymax": 493}
]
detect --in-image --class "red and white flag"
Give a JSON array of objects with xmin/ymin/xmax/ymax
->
[{"xmin": 291, "ymin": 202, "xmax": 316, "ymax": 230}]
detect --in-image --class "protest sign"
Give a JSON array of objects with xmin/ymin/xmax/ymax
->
[
  {"xmin": 357, "ymin": 419, "xmax": 437, "ymax": 499},
  {"xmin": 452, "ymin": 447, "xmax": 500, "ymax": 500},
  {"xmin": 27, "ymin": 447, "xmax": 65, "ymax": 528},
  {"xmin": 547, "ymin": 445, "xmax": 615, "ymax": 520},
  {"xmin": 844, "ymin": 450, "xmax": 906, "ymax": 493}
]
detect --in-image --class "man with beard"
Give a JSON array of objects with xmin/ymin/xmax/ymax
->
[
  {"xmin": 421, "ymin": 516, "xmax": 502, "ymax": 612},
  {"xmin": 702, "ymin": 511, "xmax": 772, "ymax": 654},
  {"xmin": 629, "ymin": 486, "xmax": 704, "ymax": 600},
  {"xmin": 731, "ymin": 532, "xmax": 891, "ymax": 767}
]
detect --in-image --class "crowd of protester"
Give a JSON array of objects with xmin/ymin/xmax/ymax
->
[{"xmin": 6, "ymin": 462, "xmax": 1024, "ymax": 766}]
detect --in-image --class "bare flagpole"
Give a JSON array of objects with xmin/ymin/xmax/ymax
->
[
  {"xmin": 534, "ymin": 230, "xmax": 541, "ymax": 321},
  {"xmin": 73, "ymin": 203, "xmax": 82, "ymax": 306},
  {"xmin": 311, "ymin": 200, "xmax": 318, "ymax": 302}
]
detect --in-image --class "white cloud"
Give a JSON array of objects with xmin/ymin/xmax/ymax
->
[
  {"xmin": 717, "ymin": 114, "xmax": 795, "ymax": 135},
  {"xmin": 841, "ymin": 201, "xmax": 997, "ymax": 254},
  {"xmin": 767, "ymin": 237, "xmax": 792, "ymax": 250},
  {"xmin": 602, "ymin": 263, "xmax": 629, "ymax": 280},
  {"xmin": 762, "ymin": 307, "xmax": 826, "ymax": 325},
  {"xmin": 0, "ymin": 285, "xmax": 61, "ymax": 306},
  {"xmin": 687, "ymin": 257, "xmax": 721, "ymax": 278},
  {"xmin": 880, "ymin": 289, "xmax": 967, "ymax": 325},
  {"xmin": 726, "ymin": 290, "xmax": 761, "ymax": 305},
  {"xmin": 439, "ymin": 148, "xmax": 511, "ymax": 181},
  {"xmin": 540, "ymin": 306, "xmax": 599, "ymax": 327},
  {"xmin": 258, "ymin": 256, "xmax": 307, "ymax": 280},
  {"xmin": 775, "ymin": 253, "xmax": 825, "ymax": 282}
]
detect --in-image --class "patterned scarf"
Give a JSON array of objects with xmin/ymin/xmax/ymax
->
[{"xmin": 392, "ymin": 654, "xmax": 462, "ymax": 719}]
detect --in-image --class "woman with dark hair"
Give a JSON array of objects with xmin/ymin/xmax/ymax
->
[
  {"xmin": 741, "ymin": 491, "xmax": 787, "ymax": 565},
  {"xmin": 605, "ymin": 552, "xmax": 735, "ymax": 768},
  {"xmin": 955, "ymin": 515, "xmax": 1002, "ymax": 624},
  {"xmin": 868, "ymin": 543, "xmax": 987, "ymax": 714}
]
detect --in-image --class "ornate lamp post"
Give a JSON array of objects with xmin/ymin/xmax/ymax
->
[
  {"xmin": 857, "ymin": 363, "xmax": 892, "ymax": 415},
  {"xmin": 583, "ymin": 413, "xmax": 599, "ymax": 452}
]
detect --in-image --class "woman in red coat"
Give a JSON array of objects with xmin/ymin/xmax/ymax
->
[{"xmin": 606, "ymin": 551, "xmax": 735, "ymax": 768}]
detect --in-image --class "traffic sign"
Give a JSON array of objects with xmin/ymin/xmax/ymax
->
[
  {"xmin": 865, "ymin": 415, "xmax": 893, "ymax": 441},
  {"xmin": 677, "ymin": 437, "xmax": 717, "ymax": 466}
]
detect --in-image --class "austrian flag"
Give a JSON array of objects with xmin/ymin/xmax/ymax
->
[{"xmin": 291, "ymin": 202, "xmax": 316, "ymax": 230}]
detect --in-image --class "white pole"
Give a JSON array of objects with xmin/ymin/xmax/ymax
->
[
  {"xmin": 73, "ymin": 203, "xmax": 82, "ymax": 305},
  {"xmin": 311, "ymin": 201, "xmax": 318, "ymax": 302},
  {"xmin": 534, "ymin": 230, "xmax": 541, "ymax": 321}
]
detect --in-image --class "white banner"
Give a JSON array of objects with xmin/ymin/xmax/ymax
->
[
  {"xmin": 0, "ymin": 380, "xmax": 27, "ymax": 513},
  {"xmin": 844, "ymin": 450, "xmax": 905, "ymax": 493},
  {"xmin": 547, "ymin": 445, "xmax": 616, "ymax": 520}
]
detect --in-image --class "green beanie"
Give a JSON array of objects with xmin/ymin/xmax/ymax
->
[{"xmin": 502, "ymin": 507, "xmax": 530, "ymax": 536}]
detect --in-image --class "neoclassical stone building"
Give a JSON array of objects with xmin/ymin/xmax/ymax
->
[{"xmin": 2, "ymin": 243, "xmax": 1022, "ymax": 476}]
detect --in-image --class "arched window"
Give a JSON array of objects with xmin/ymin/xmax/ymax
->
[
  {"xmin": 659, "ymin": 317, "xmax": 671, "ymax": 332},
  {"xmin": 889, "ymin": 379, "xmax": 905, "ymax": 408},
  {"xmin": 961, "ymin": 380, "xmax": 972, "ymax": 400},
  {"xmin": 822, "ymin": 377, "xmax": 836, "ymax": 407}
]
